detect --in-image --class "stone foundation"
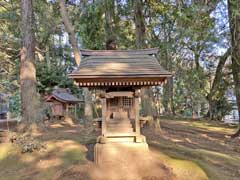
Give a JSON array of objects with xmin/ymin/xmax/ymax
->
[{"xmin": 94, "ymin": 142, "xmax": 149, "ymax": 165}]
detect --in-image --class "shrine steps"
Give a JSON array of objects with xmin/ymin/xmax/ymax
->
[
  {"xmin": 107, "ymin": 123, "xmax": 133, "ymax": 131},
  {"xmin": 104, "ymin": 136, "xmax": 135, "ymax": 143},
  {"xmin": 100, "ymin": 133, "xmax": 146, "ymax": 143},
  {"xmin": 102, "ymin": 117, "xmax": 139, "ymax": 143},
  {"xmin": 107, "ymin": 124, "xmax": 133, "ymax": 129},
  {"xmin": 106, "ymin": 118, "xmax": 134, "ymax": 134},
  {"xmin": 107, "ymin": 121, "xmax": 132, "ymax": 126},
  {"xmin": 105, "ymin": 132, "xmax": 137, "ymax": 137},
  {"xmin": 104, "ymin": 131, "xmax": 136, "ymax": 142},
  {"xmin": 107, "ymin": 127, "xmax": 133, "ymax": 133}
]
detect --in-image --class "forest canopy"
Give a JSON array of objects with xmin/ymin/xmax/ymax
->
[{"xmin": 0, "ymin": 0, "xmax": 239, "ymax": 126}]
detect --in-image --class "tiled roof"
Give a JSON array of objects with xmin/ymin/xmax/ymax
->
[
  {"xmin": 46, "ymin": 89, "xmax": 82, "ymax": 103},
  {"xmin": 69, "ymin": 49, "xmax": 171, "ymax": 87}
]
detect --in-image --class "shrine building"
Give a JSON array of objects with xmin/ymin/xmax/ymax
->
[{"xmin": 69, "ymin": 48, "xmax": 171, "ymax": 164}]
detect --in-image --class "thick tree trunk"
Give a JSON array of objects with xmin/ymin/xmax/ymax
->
[
  {"xmin": 133, "ymin": 0, "xmax": 146, "ymax": 49},
  {"xmin": 162, "ymin": 77, "xmax": 174, "ymax": 115},
  {"xmin": 104, "ymin": 0, "xmax": 116, "ymax": 49},
  {"xmin": 161, "ymin": 18, "xmax": 174, "ymax": 115},
  {"xmin": 83, "ymin": 87, "xmax": 93, "ymax": 124},
  {"xmin": 207, "ymin": 49, "xmax": 230, "ymax": 120},
  {"xmin": 59, "ymin": 0, "xmax": 80, "ymax": 66},
  {"xmin": 141, "ymin": 89, "xmax": 154, "ymax": 117},
  {"xmin": 59, "ymin": 0, "xmax": 93, "ymax": 124},
  {"xmin": 20, "ymin": 0, "xmax": 39, "ymax": 124},
  {"xmin": 133, "ymin": 0, "xmax": 161, "ymax": 131},
  {"xmin": 152, "ymin": 93, "xmax": 162, "ymax": 134},
  {"xmin": 228, "ymin": 0, "xmax": 240, "ymax": 136},
  {"xmin": 133, "ymin": 0, "xmax": 152, "ymax": 117}
]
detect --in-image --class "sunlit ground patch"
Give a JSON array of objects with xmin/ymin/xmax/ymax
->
[{"xmin": 150, "ymin": 147, "xmax": 208, "ymax": 180}]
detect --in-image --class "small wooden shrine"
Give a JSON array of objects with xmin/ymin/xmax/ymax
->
[
  {"xmin": 69, "ymin": 48, "xmax": 171, "ymax": 164},
  {"xmin": 45, "ymin": 88, "xmax": 82, "ymax": 118}
]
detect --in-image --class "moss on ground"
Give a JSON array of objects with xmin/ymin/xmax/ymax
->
[
  {"xmin": 151, "ymin": 147, "xmax": 208, "ymax": 180},
  {"xmin": 0, "ymin": 119, "xmax": 239, "ymax": 180},
  {"xmin": 145, "ymin": 118, "xmax": 240, "ymax": 180}
]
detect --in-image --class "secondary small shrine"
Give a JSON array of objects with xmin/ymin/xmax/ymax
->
[
  {"xmin": 45, "ymin": 88, "xmax": 82, "ymax": 119},
  {"xmin": 69, "ymin": 48, "xmax": 171, "ymax": 164}
]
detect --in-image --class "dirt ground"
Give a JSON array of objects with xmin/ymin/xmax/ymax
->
[
  {"xmin": 143, "ymin": 118, "xmax": 240, "ymax": 180},
  {"xmin": 0, "ymin": 117, "xmax": 239, "ymax": 180}
]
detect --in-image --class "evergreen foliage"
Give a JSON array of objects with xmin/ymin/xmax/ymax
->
[{"xmin": 0, "ymin": 0, "xmax": 238, "ymax": 122}]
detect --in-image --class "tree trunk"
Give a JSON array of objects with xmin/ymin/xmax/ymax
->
[
  {"xmin": 20, "ymin": 0, "xmax": 39, "ymax": 124},
  {"xmin": 161, "ymin": 16, "xmax": 174, "ymax": 115},
  {"xmin": 59, "ymin": 0, "xmax": 80, "ymax": 66},
  {"xmin": 83, "ymin": 87, "xmax": 93, "ymax": 124},
  {"xmin": 133, "ymin": 0, "xmax": 152, "ymax": 116},
  {"xmin": 104, "ymin": 0, "xmax": 116, "ymax": 49},
  {"xmin": 162, "ymin": 75, "xmax": 174, "ymax": 115},
  {"xmin": 153, "ymin": 116, "xmax": 162, "ymax": 134},
  {"xmin": 59, "ymin": 0, "xmax": 93, "ymax": 124},
  {"xmin": 133, "ymin": 0, "xmax": 161, "ymax": 131},
  {"xmin": 228, "ymin": 0, "xmax": 240, "ymax": 136},
  {"xmin": 141, "ymin": 88, "xmax": 154, "ymax": 117},
  {"xmin": 194, "ymin": 52, "xmax": 200, "ymax": 72},
  {"xmin": 152, "ymin": 92, "xmax": 162, "ymax": 133},
  {"xmin": 133, "ymin": 0, "xmax": 146, "ymax": 49},
  {"xmin": 207, "ymin": 49, "xmax": 230, "ymax": 120}
]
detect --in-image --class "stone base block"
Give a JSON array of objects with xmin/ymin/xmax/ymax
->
[{"xmin": 94, "ymin": 142, "xmax": 149, "ymax": 165}]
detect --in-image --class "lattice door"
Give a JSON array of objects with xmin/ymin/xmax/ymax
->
[{"xmin": 122, "ymin": 97, "xmax": 133, "ymax": 118}]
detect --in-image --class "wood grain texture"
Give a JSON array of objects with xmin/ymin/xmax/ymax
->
[
  {"xmin": 80, "ymin": 48, "xmax": 159, "ymax": 56},
  {"xmin": 70, "ymin": 55, "xmax": 171, "ymax": 76},
  {"xmin": 69, "ymin": 52, "xmax": 171, "ymax": 87}
]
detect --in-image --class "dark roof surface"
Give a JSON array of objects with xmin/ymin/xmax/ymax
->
[
  {"xmin": 46, "ymin": 89, "xmax": 82, "ymax": 103},
  {"xmin": 70, "ymin": 55, "xmax": 171, "ymax": 77},
  {"xmin": 69, "ymin": 48, "xmax": 171, "ymax": 87},
  {"xmin": 80, "ymin": 48, "xmax": 159, "ymax": 56}
]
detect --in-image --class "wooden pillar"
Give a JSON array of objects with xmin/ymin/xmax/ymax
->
[
  {"xmin": 135, "ymin": 91, "xmax": 140, "ymax": 135},
  {"xmin": 74, "ymin": 104, "xmax": 77, "ymax": 119},
  {"xmin": 101, "ymin": 97, "xmax": 107, "ymax": 136},
  {"xmin": 66, "ymin": 104, "xmax": 69, "ymax": 117}
]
